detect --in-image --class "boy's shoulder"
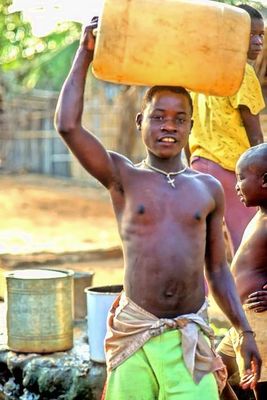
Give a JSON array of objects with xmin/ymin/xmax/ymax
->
[
  {"xmin": 109, "ymin": 151, "xmax": 136, "ymax": 170},
  {"xmin": 256, "ymin": 213, "xmax": 267, "ymax": 235},
  {"xmin": 187, "ymin": 167, "xmax": 225, "ymax": 196},
  {"xmin": 187, "ymin": 167, "xmax": 222, "ymax": 184}
]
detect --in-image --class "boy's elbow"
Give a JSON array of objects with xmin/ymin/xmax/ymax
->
[{"xmin": 54, "ymin": 113, "xmax": 76, "ymax": 136}]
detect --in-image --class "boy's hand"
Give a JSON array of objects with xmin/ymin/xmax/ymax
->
[
  {"xmin": 244, "ymin": 284, "xmax": 267, "ymax": 312},
  {"xmin": 240, "ymin": 367, "xmax": 257, "ymax": 390},
  {"xmin": 80, "ymin": 16, "xmax": 98, "ymax": 52},
  {"xmin": 239, "ymin": 335, "xmax": 262, "ymax": 390}
]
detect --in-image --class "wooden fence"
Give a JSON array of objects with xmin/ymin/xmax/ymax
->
[
  {"xmin": 0, "ymin": 88, "xmax": 145, "ymax": 183},
  {"xmin": 0, "ymin": 92, "xmax": 69, "ymax": 176}
]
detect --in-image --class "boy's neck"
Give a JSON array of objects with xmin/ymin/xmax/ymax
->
[
  {"xmin": 146, "ymin": 154, "xmax": 185, "ymax": 172},
  {"xmin": 247, "ymin": 58, "xmax": 256, "ymax": 67},
  {"xmin": 258, "ymin": 205, "xmax": 267, "ymax": 214}
]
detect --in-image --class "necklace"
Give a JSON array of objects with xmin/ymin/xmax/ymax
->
[{"xmin": 142, "ymin": 160, "xmax": 187, "ymax": 188}]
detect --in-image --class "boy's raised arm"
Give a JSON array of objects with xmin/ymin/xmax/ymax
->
[{"xmin": 54, "ymin": 19, "xmax": 116, "ymax": 189}]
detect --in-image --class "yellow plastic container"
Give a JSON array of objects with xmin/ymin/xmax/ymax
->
[{"xmin": 92, "ymin": 0, "xmax": 250, "ymax": 96}]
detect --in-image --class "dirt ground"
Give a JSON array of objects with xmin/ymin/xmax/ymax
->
[{"xmin": 0, "ymin": 173, "xmax": 121, "ymax": 255}]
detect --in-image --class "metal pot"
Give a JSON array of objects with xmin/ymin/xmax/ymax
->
[
  {"xmin": 5, "ymin": 268, "xmax": 74, "ymax": 353},
  {"xmin": 85, "ymin": 284, "xmax": 123, "ymax": 363}
]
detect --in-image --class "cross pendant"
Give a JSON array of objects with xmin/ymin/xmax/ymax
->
[{"xmin": 166, "ymin": 175, "xmax": 175, "ymax": 188}]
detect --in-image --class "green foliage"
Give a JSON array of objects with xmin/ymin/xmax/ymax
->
[
  {"xmin": 0, "ymin": 0, "xmax": 81, "ymax": 92},
  {"xmin": 210, "ymin": 322, "xmax": 228, "ymax": 338},
  {"xmin": 213, "ymin": 0, "xmax": 263, "ymax": 8},
  {"xmin": 14, "ymin": 40, "xmax": 80, "ymax": 91}
]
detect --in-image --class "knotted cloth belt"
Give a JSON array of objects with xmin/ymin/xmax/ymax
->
[{"xmin": 105, "ymin": 292, "xmax": 227, "ymax": 392}]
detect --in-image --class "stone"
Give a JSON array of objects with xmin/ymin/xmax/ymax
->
[{"xmin": 0, "ymin": 320, "xmax": 106, "ymax": 400}]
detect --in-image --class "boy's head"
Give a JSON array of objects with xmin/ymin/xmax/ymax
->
[
  {"xmin": 236, "ymin": 144, "xmax": 267, "ymax": 207},
  {"xmin": 136, "ymin": 86, "xmax": 193, "ymax": 159},
  {"xmin": 140, "ymin": 86, "xmax": 193, "ymax": 115},
  {"xmin": 237, "ymin": 4, "xmax": 264, "ymax": 60}
]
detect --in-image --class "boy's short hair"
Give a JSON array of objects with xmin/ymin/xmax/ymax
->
[
  {"xmin": 141, "ymin": 86, "xmax": 193, "ymax": 115},
  {"xmin": 237, "ymin": 4, "xmax": 263, "ymax": 20},
  {"xmin": 238, "ymin": 143, "xmax": 267, "ymax": 171}
]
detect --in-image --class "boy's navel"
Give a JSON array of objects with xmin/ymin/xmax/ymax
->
[
  {"xmin": 194, "ymin": 211, "xmax": 201, "ymax": 221},
  {"xmin": 137, "ymin": 204, "xmax": 145, "ymax": 214}
]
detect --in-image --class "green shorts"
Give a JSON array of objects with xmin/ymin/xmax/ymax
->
[{"xmin": 105, "ymin": 329, "xmax": 219, "ymax": 400}]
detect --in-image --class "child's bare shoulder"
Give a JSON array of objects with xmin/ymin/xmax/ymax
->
[
  {"xmin": 187, "ymin": 167, "xmax": 224, "ymax": 192},
  {"xmin": 258, "ymin": 214, "xmax": 267, "ymax": 238}
]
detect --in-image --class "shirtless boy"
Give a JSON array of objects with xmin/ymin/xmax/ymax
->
[
  {"xmin": 218, "ymin": 143, "xmax": 267, "ymax": 400},
  {"xmin": 54, "ymin": 20, "xmax": 261, "ymax": 400}
]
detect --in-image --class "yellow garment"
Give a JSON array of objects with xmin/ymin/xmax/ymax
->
[
  {"xmin": 105, "ymin": 292, "xmax": 227, "ymax": 391},
  {"xmin": 217, "ymin": 308, "xmax": 267, "ymax": 382},
  {"xmin": 189, "ymin": 63, "xmax": 265, "ymax": 171}
]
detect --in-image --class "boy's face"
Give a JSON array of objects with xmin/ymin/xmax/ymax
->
[
  {"xmin": 137, "ymin": 90, "xmax": 192, "ymax": 159},
  {"xmin": 235, "ymin": 161, "xmax": 262, "ymax": 207},
  {"xmin": 248, "ymin": 18, "xmax": 264, "ymax": 60}
]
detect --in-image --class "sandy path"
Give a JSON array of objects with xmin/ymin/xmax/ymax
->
[{"xmin": 0, "ymin": 173, "xmax": 121, "ymax": 255}]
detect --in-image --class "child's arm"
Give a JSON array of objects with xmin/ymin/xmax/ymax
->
[
  {"xmin": 239, "ymin": 105, "xmax": 264, "ymax": 146},
  {"xmin": 204, "ymin": 177, "xmax": 261, "ymax": 389},
  {"xmin": 55, "ymin": 19, "xmax": 121, "ymax": 189},
  {"xmin": 244, "ymin": 284, "xmax": 267, "ymax": 312}
]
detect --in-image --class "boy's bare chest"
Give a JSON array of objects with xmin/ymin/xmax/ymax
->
[{"xmin": 119, "ymin": 179, "xmax": 212, "ymax": 228}]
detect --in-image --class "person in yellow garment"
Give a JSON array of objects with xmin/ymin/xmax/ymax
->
[
  {"xmin": 55, "ymin": 19, "xmax": 261, "ymax": 400},
  {"xmin": 217, "ymin": 143, "xmax": 267, "ymax": 400},
  {"xmin": 186, "ymin": 4, "xmax": 265, "ymax": 259}
]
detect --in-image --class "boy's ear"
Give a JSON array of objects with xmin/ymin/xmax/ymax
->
[
  {"xmin": 262, "ymin": 173, "xmax": 267, "ymax": 188},
  {"xmin": 136, "ymin": 113, "xmax": 143, "ymax": 131}
]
